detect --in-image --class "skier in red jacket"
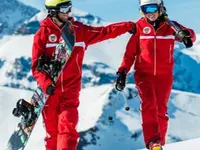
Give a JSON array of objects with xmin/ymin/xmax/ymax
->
[
  {"xmin": 32, "ymin": 0, "xmax": 135, "ymax": 149},
  {"xmin": 115, "ymin": 0, "xmax": 196, "ymax": 150}
]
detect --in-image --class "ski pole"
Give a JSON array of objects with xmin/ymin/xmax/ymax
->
[
  {"xmin": 108, "ymin": 91, "xmax": 119, "ymax": 121},
  {"xmin": 121, "ymin": 92, "xmax": 130, "ymax": 111},
  {"xmin": 108, "ymin": 91, "xmax": 131, "ymax": 121}
]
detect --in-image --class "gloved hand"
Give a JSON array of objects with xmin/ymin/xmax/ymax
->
[
  {"xmin": 175, "ymin": 30, "xmax": 191, "ymax": 41},
  {"xmin": 175, "ymin": 30, "xmax": 193, "ymax": 48},
  {"xmin": 129, "ymin": 23, "xmax": 137, "ymax": 34},
  {"xmin": 46, "ymin": 84, "xmax": 55, "ymax": 95},
  {"xmin": 115, "ymin": 68, "xmax": 127, "ymax": 91}
]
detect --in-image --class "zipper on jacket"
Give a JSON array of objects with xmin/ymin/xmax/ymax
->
[
  {"xmin": 151, "ymin": 27, "xmax": 157, "ymax": 75},
  {"xmin": 76, "ymin": 54, "xmax": 81, "ymax": 73},
  {"xmin": 151, "ymin": 23, "xmax": 166, "ymax": 75},
  {"xmin": 154, "ymin": 35, "xmax": 157, "ymax": 75},
  {"xmin": 169, "ymin": 45, "xmax": 172, "ymax": 63}
]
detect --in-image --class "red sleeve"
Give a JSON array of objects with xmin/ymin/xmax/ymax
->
[
  {"xmin": 118, "ymin": 34, "xmax": 139, "ymax": 73},
  {"xmin": 173, "ymin": 21, "xmax": 196, "ymax": 43},
  {"xmin": 31, "ymin": 28, "xmax": 53, "ymax": 93},
  {"xmin": 83, "ymin": 21, "xmax": 134, "ymax": 46}
]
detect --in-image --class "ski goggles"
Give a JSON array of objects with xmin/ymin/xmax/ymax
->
[
  {"xmin": 141, "ymin": 4, "xmax": 159, "ymax": 14},
  {"xmin": 58, "ymin": 2, "xmax": 72, "ymax": 14}
]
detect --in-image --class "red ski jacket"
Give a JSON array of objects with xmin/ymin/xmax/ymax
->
[
  {"xmin": 118, "ymin": 17, "xmax": 196, "ymax": 75},
  {"xmin": 32, "ymin": 17, "xmax": 134, "ymax": 94}
]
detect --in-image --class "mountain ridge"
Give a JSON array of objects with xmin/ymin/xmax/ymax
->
[{"xmin": 0, "ymin": 0, "xmax": 39, "ymax": 38}]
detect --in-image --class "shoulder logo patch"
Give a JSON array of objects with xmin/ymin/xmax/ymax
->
[
  {"xmin": 49, "ymin": 34, "xmax": 57, "ymax": 42},
  {"xmin": 143, "ymin": 27, "xmax": 151, "ymax": 34}
]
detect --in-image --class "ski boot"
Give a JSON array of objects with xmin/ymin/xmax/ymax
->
[
  {"xmin": 12, "ymin": 99, "xmax": 37, "ymax": 127},
  {"xmin": 149, "ymin": 141, "xmax": 163, "ymax": 150}
]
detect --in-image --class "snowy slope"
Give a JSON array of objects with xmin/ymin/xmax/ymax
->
[
  {"xmin": 0, "ymin": 0, "xmax": 39, "ymax": 38},
  {"xmin": 0, "ymin": 85, "xmax": 113, "ymax": 149},
  {"xmin": 0, "ymin": 87, "xmax": 34, "ymax": 149},
  {"xmin": 181, "ymin": 35, "xmax": 200, "ymax": 63},
  {"xmin": 77, "ymin": 86, "xmax": 200, "ymax": 150},
  {"xmin": 1, "ymin": 85, "xmax": 200, "ymax": 150}
]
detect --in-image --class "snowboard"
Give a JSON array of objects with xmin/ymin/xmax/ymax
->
[{"xmin": 5, "ymin": 20, "xmax": 75, "ymax": 150}]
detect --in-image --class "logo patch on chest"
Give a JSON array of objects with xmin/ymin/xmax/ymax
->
[
  {"xmin": 143, "ymin": 27, "xmax": 151, "ymax": 34},
  {"xmin": 49, "ymin": 34, "xmax": 57, "ymax": 42}
]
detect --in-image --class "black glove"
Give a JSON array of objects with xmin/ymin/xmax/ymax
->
[
  {"xmin": 175, "ymin": 30, "xmax": 193, "ymax": 48},
  {"xmin": 37, "ymin": 55, "xmax": 49, "ymax": 72},
  {"xmin": 115, "ymin": 69, "xmax": 127, "ymax": 91},
  {"xmin": 46, "ymin": 84, "xmax": 55, "ymax": 95},
  {"xmin": 175, "ymin": 30, "xmax": 190, "ymax": 41},
  {"xmin": 129, "ymin": 23, "xmax": 137, "ymax": 34}
]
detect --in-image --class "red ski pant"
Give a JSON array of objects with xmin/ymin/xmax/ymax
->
[
  {"xmin": 42, "ymin": 92, "xmax": 80, "ymax": 150},
  {"xmin": 134, "ymin": 71, "xmax": 173, "ymax": 147}
]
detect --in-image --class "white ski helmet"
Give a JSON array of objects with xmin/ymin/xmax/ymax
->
[{"xmin": 140, "ymin": 0, "xmax": 162, "ymax": 6}]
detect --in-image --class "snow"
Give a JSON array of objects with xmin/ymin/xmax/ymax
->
[
  {"xmin": 0, "ymin": 35, "xmax": 33, "ymax": 60},
  {"xmin": 0, "ymin": 85, "xmax": 112, "ymax": 150},
  {"xmin": 0, "ymin": 33, "xmax": 130, "ymax": 71},
  {"xmin": 0, "ymin": 87, "xmax": 34, "ymax": 149},
  {"xmin": 181, "ymin": 35, "xmax": 200, "ymax": 63},
  {"xmin": 1, "ymin": 2, "xmax": 200, "ymax": 150},
  {"xmin": 77, "ymin": 85, "xmax": 112, "ymax": 132},
  {"xmin": 116, "ymin": 109, "xmax": 142, "ymax": 134},
  {"xmin": 0, "ymin": 0, "xmax": 38, "ymax": 38},
  {"xmin": 85, "ymin": 33, "xmax": 131, "ymax": 70},
  {"xmin": 28, "ymin": 9, "xmax": 47, "ymax": 23},
  {"xmin": 0, "ymin": 33, "xmax": 130, "ymax": 70},
  {"xmin": 0, "ymin": 24, "xmax": 200, "ymax": 150},
  {"xmin": 72, "ymin": 8, "xmax": 92, "ymax": 17},
  {"xmin": 1, "ymin": 86, "xmax": 200, "ymax": 150}
]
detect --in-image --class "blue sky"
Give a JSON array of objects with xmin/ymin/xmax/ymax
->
[{"xmin": 19, "ymin": 0, "xmax": 200, "ymax": 33}]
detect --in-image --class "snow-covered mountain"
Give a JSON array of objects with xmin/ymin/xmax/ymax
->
[
  {"xmin": 16, "ymin": 8, "xmax": 106, "ymax": 35},
  {"xmin": 1, "ymin": 8, "xmax": 200, "ymax": 93},
  {"xmin": 1, "ymin": 33, "xmax": 200, "ymax": 93},
  {"xmin": 0, "ymin": 0, "xmax": 39, "ymax": 38},
  {"xmin": 1, "ymin": 2, "xmax": 200, "ymax": 150},
  {"xmin": 173, "ymin": 40, "xmax": 200, "ymax": 93}
]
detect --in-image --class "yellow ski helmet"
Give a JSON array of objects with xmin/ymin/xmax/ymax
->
[{"xmin": 45, "ymin": 0, "xmax": 72, "ymax": 9}]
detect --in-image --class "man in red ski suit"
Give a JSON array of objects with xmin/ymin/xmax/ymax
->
[
  {"xmin": 31, "ymin": 0, "xmax": 135, "ymax": 149},
  {"xmin": 115, "ymin": 0, "xmax": 196, "ymax": 150}
]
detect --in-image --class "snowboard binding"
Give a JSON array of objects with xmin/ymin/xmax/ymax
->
[{"xmin": 13, "ymin": 99, "xmax": 37, "ymax": 127}]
